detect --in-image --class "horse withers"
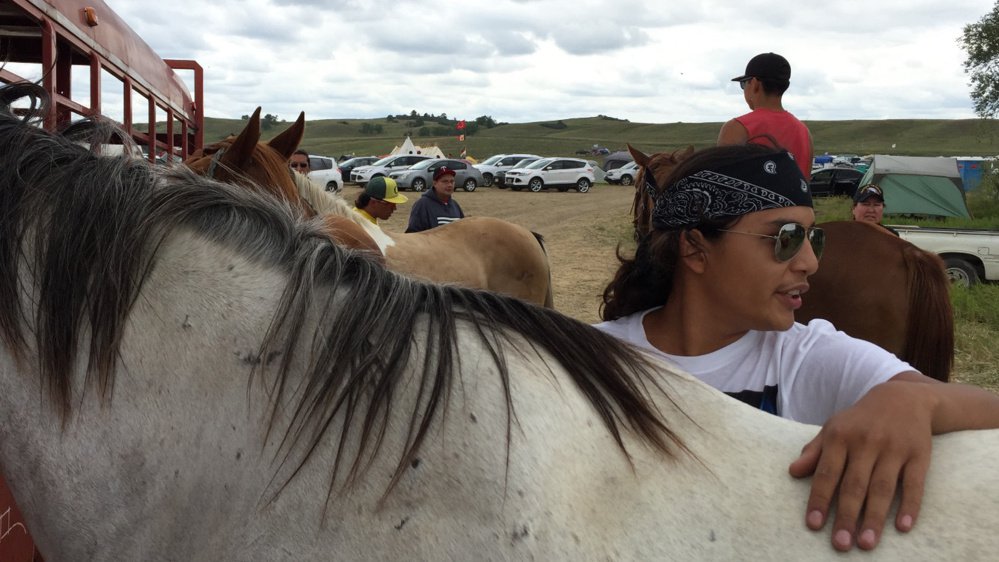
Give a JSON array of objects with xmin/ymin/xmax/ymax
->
[
  {"xmin": 1, "ymin": 83, "xmax": 995, "ymax": 559},
  {"xmin": 186, "ymin": 112, "xmax": 555, "ymax": 308},
  {"xmin": 629, "ymin": 145, "xmax": 954, "ymax": 382}
]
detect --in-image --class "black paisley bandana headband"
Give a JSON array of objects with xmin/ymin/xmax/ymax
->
[{"xmin": 648, "ymin": 150, "xmax": 812, "ymax": 230}]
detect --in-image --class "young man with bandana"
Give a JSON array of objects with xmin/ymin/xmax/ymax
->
[
  {"xmin": 596, "ymin": 144, "xmax": 999, "ymax": 554},
  {"xmin": 718, "ymin": 52, "xmax": 814, "ymax": 180}
]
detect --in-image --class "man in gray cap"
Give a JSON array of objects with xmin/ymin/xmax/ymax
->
[{"xmin": 718, "ymin": 52, "xmax": 814, "ymax": 180}]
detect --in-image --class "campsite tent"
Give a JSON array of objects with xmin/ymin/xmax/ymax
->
[
  {"xmin": 603, "ymin": 151, "xmax": 632, "ymax": 171},
  {"xmin": 859, "ymin": 155, "xmax": 970, "ymax": 218},
  {"xmin": 389, "ymin": 136, "xmax": 446, "ymax": 159}
]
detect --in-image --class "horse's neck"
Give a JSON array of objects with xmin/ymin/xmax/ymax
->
[
  {"xmin": 0, "ymin": 232, "xmax": 297, "ymax": 559},
  {"xmin": 293, "ymin": 174, "xmax": 394, "ymax": 253}
]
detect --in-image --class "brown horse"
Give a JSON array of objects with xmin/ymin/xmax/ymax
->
[
  {"xmin": 186, "ymin": 110, "xmax": 554, "ymax": 307},
  {"xmin": 628, "ymin": 145, "xmax": 954, "ymax": 382}
]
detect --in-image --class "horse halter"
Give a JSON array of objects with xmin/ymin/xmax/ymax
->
[{"xmin": 205, "ymin": 146, "xmax": 227, "ymax": 179}]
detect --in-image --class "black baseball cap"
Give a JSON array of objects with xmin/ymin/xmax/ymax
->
[
  {"xmin": 854, "ymin": 184, "xmax": 885, "ymax": 203},
  {"xmin": 731, "ymin": 53, "xmax": 791, "ymax": 82}
]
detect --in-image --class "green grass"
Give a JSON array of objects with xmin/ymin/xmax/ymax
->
[
  {"xmin": 202, "ymin": 115, "xmax": 999, "ymax": 162},
  {"xmin": 950, "ymin": 283, "xmax": 999, "ymax": 391}
]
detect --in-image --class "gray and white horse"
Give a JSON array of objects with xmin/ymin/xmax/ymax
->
[{"xmin": 0, "ymin": 82, "xmax": 996, "ymax": 560}]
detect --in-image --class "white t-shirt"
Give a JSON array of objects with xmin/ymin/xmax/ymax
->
[{"xmin": 594, "ymin": 308, "xmax": 916, "ymax": 425}]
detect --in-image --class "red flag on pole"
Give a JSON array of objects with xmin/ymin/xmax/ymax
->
[{"xmin": 456, "ymin": 120, "xmax": 466, "ymax": 130}]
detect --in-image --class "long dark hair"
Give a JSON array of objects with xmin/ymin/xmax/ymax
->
[{"xmin": 602, "ymin": 144, "xmax": 782, "ymax": 321}]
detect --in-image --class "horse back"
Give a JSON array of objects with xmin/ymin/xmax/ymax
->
[
  {"xmin": 800, "ymin": 221, "xmax": 952, "ymax": 381},
  {"xmin": 801, "ymin": 221, "xmax": 909, "ymax": 351}
]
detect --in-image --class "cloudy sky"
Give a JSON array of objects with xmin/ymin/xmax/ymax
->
[{"xmin": 96, "ymin": 0, "xmax": 994, "ymax": 124}]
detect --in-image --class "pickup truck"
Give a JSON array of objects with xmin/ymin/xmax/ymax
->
[{"xmin": 891, "ymin": 225, "xmax": 999, "ymax": 286}]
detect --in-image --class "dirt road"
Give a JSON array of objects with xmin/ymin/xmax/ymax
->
[{"xmin": 342, "ymin": 183, "xmax": 636, "ymax": 323}]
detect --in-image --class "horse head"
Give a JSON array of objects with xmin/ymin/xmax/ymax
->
[
  {"xmin": 629, "ymin": 145, "xmax": 694, "ymax": 239},
  {"xmin": 185, "ymin": 108, "xmax": 310, "ymax": 215}
]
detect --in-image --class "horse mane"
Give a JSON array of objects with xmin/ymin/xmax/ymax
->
[{"xmin": 0, "ymin": 83, "xmax": 687, "ymax": 501}]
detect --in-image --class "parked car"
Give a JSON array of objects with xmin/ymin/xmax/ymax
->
[
  {"xmin": 390, "ymin": 158, "xmax": 484, "ymax": 192},
  {"xmin": 338, "ymin": 156, "xmax": 379, "ymax": 183},
  {"xmin": 504, "ymin": 157, "xmax": 596, "ymax": 193},
  {"xmin": 809, "ymin": 166, "xmax": 864, "ymax": 197},
  {"xmin": 350, "ymin": 154, "xmax": 434, "ymax": 185},
  {"xmin": 496, "ymin": 156, "xmax": 542, "ymax": 188},
  {"xmin": 605, "ymin": 161, "xmax": 639, "ymax": 185},
  {"xmin": 894, "ymin": 226, "xmax": 999, "ymax": 287},
  {"xmin": 474, "ymin": 153, "xmax": 541, "ymax": 187},
  {"xmin": 306, "ymin": 155, "xmax": 344, "ymax": 192}
]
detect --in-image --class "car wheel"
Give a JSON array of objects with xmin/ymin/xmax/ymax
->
[
  {"xmin": 463, "ymin": 178, "xmax": 477, "ymax": 192},
  {"xmin": 412, "ymin": 178, "xmax": 426, "ymax": 192},
  {"xmin": 620, "ymin": 175, "xmax": 633, "ymax": 186},
  {"xmin": 529, "ymin": 177, "xmax": 544, "ymax": 192},
  {"xmin": 482, "ymin": 173, "xmax": 494, "ymax": 187},
  {"xmin": 325, "ymin": 181, "xmax": 340, "ymax": 193},
  {"xmin": 576, "ymin": 178, "xmax": 591, "ymax": 193},
  {"xmin": 944, "ymin": 257, "xmax": 980, "ymax": 288}
]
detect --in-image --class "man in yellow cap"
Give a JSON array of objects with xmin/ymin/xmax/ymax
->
[{"xmin": 353, "ymin": 176, "xmax": 408, "ymax": 225}]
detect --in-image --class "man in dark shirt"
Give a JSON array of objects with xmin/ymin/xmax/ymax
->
[{"xmin": 406, "ymin": 166, "xmax": 465, "ymax": 233}]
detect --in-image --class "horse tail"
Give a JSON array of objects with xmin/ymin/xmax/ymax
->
[
  {"xmin": 532, "ymin": 231, "xmax": 555, "ymax": 308},
  {"xmin": 901, "ymin": 245, "xmax": 954, "ymax": 382}
]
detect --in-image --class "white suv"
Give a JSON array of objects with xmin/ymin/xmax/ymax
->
[
  {"xmin": 604, "ymin": 161, "xmax": 639, "ymax": 186},
  {"xmin": 474, "ymin": 153, "xmax": 540, "ymax": 187},
  {"xmin": 350, "ymin": 154, "xmax": 434, "ymax": 186},
  {"xmin": 504, "ymin": 157, "xmax": 596, "ymax": 193},
  {"xmin": 307, "ymin": 155, "xmax": 344, "ymax": 192}
]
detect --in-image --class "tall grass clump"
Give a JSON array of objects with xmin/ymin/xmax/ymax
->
[{"xmin": 950, "ymin": 283, "xmax": 999, "ymax": 391}]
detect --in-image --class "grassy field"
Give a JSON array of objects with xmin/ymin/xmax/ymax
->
[{"xmin": 202, "ymin": 114, "xmax": 999, "ymax": 163}]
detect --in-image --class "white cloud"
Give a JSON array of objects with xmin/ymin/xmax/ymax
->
[{"xmin": 102, "ymin": 0, "xmax": 995, "ymax": 123}]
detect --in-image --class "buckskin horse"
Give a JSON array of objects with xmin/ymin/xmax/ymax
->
[
  {"xmin": 628, "ymin": 146, "xmax": 954, "ymax": 382},
  {"xmin": 1, "ymin": 84, "xmax": 995, "ymax": 560},
  {"xmin": 185, "ymin": 110, "xmax": 554, "ymax": 307}
]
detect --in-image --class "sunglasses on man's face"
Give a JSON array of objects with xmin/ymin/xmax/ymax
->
[
  {"xmin": 719, "ymin": 223, "xmax": 825, "ymax": 262},
  {"xmin": 289, "ymin": 162, "xmax": 309, "ymax": 169},
  {"xmin": 739, "ymin": 77, "xmax": 754, "ymax": 90}
]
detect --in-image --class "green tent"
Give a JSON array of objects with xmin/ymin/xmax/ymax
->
[{"xmin": 858, "ymin": 155, "xmax": 970, "ymax": 218}]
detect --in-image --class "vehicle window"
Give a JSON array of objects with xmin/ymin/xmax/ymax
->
[
  {"xmin": 812, "ymin": 170, "xmax": 832, "ymax": 181},
  {"xmin": 410, "ymin": 159, "xmax": 435, "ymax": 170},
  {"xmin": 309, "ymin": 157, "xmax": 332, "ymax": 171},
  {"xmin": 448, "ymin": 160, "xmax": 466, "ymax": 170},
  {"xmin": 480, "ymin": 155, "xmax": 505, "ymax": 166},
  {"xmin": 528, "ymin": 158, "xmax": 553, "ymax": 169},
  {"xmin": 565, "ymin": 160, "xmax": 584, "ymax": 169}
]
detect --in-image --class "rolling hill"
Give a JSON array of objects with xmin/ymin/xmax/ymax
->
[{"xmin": 201, "ymin": 114, "xmax": 999, "ymax": 162}]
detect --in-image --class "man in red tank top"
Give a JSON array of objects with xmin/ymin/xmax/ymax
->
[{"xmin": 718, "ymin": 52, "xmax": 814, "ymax": 180}]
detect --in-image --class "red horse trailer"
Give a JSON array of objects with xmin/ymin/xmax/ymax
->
[
  {"xmin": 0, "ymin": 0, "xmax": 203, "ymax": 160},
  {"xmin": 1, "ymin": 1, "xmax": 204, "ymax": 559}
]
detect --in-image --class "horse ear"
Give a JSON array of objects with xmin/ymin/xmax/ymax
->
[
  {"xmin": 218, "ymin": 107, "xmax": 262, "ymax": 171},
  {"xmin": 268, "ymin": 112, "xmax": 305, "ymax": 160},
  {"xmin": 627, "ymin": 144, "xmax": 650, "ymax": 167}
]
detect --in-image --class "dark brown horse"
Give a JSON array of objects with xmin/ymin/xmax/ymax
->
[{"xmin": 629, "ymin": 146, "xmax": 954, "ymax": 382}]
